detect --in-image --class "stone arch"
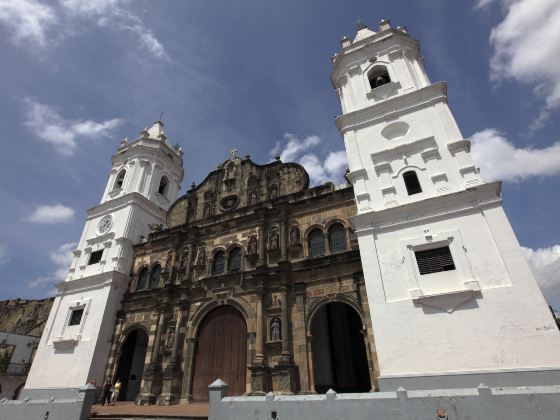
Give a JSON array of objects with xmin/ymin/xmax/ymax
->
[
  {"xmin": 306, "ymin": 294, "xmax": 364, "ymax": 332},
  {"xmin": 188, "ymin": 298, "xmax": 256, "ymax": 340},
  {"xmin": 113, "ymin": 325, "xmax": 149, "ymax": 401}
]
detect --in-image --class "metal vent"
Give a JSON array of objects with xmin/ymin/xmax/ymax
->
[{"xmin": 415, "ymin": 246, "xmax": 456, "ymax": 275}]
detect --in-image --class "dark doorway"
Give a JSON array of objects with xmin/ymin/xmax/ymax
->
[
  {"xmin": 311, "ymin": 302, "xmax": 371, "ymax": 393},
  {"xmin": 191, "ymin": 305, "xmax": 247, "ymax": 401},
  {"xmin": 114, "ymin": 329, "xmax": 149, "ymax": 401}
]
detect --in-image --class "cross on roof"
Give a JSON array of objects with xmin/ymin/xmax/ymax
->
[
  {"xmin": 230, "ymin": 148, "xmax": 238, "ymax": 158},
  {"xmin": 355, "ymin": 17, "xmax": 367, "ymax": 30}
]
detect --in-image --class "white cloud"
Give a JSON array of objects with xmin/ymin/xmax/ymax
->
[
  {"xmin": 271, "ymin": 133, "xmax": 348, "ymax": 186},
  {"xmin": 483, "ymin": 0, "xmax": 560, "ymax": 129},
  {"xmin": 0, "ymin": 242, "xmax": 11, "ymax": 265},
  {"xmin": 0, "ymin": 0, "xmax": 57, "ymax": 47},
  {"xmin": 28, "ymin": 242, "xmax": 76, "ymax": 290},
  {"xmin": 25, "ymin": 204, "xmax": 75, "ymax": 224},
  {"xmin": 61, "ymin": 0, "xmax": 166, "ymax": 58},
  {"xmin": 24, "ymin": 98, "xmax": 122, "ymax": 157},
  {"xmin": 0, "ymin": 0, "xmax": 165, "ymax": 58},
  {"xmin": 522, "ymin": 245, "xmax": 560, "ymax": 309},
  {"xmin": 471, "ymin": 128, "xmax": 560, "ymax": 182}
]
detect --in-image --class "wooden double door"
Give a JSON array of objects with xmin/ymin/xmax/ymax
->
[{"xmin": 191, "ymin": 305, "xmax": 247, "ymax": 401}]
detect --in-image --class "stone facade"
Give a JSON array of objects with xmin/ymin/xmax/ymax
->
[
  {"xmin": 0, "ymin": 298, "xmax": 53, "ymax": 337},
  {"xmin": 102, "ymin": 154, "xmax": 378, "ymax": 404}
]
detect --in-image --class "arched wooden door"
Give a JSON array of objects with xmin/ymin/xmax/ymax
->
[{"xmin": 191, "ymin": 305, "xmax": 247, "ymax": 401}]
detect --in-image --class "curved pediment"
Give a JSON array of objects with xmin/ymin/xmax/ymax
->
[{"xmin": 167, "ymin": 155, "xmax": 309, "ymax": 227}]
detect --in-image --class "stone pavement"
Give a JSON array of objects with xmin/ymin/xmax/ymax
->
[{"xmin": 90, "ymin": 402, "xmax": 208, "ymax": 419}]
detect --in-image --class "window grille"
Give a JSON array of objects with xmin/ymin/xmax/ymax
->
[
  {"xmin": 68, "ymin": 308, "xmax": 84, "ymax": 326},
  {"xmin": 309, "ymin": 229, "xmax": 325, "ymax": 257},
  {"xmin": 149, "ymin": 264, "xmax": 162, "ymax": 288},
  {"xmin": 415, "ymin": 246, "xmax": 456, "ymax": 275},
  {"xmin": 212, "ymin": 251, "xmax": 225, "ymax": 275},
  {"xmin": 137, "ymin": 268, "xmax": 148, "ymax": 290},
  {"xmin": 403, "ymin": 171, "xmax": 422, "ymax": 195},
  {"xmin": 88, "ymin": 250, "xmax": 103, "ymax": 265},
  {"xmin": 328, "ymin": 224, "xmax": 347, "ymax": 253},
  {"xmin": 228, "ymin": 248, "xmax": 241, "ymax": 272}
]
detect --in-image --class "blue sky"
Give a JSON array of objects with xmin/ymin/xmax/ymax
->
[{"xmin": 0, "ymin": 0, "xmax": 559, "ymax": 308}]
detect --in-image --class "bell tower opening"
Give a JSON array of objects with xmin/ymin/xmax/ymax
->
[
  {"xmin": 368, "ymin": 67, "xmax": 391, "ymax": 89},
  {"xmin": 311, "ymin": 302, "xmax": 371, "ymax": 393}
]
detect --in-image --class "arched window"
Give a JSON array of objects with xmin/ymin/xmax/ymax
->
[
  {"xmin": 403, "ymin": 171, "xmax": 422, "ymax": 195},
  {"xmin": 368, "ymin": 67, "xmax": 391, "ymax": 89},
  {"xmin": 158, "ymin": 176, "xmax": 169, "ymax": 195},
  {"xmin": 149, "ymin": 264, "xmax": 162, "ymax": 289},
  {"xmin": 212, "ymin": 251, "xmax": 225, "ymax": 275},
  {"xmin": 228, "ymin": 247, "xmax": 241, "ymax": 273},
  {"xmin": 114, "ymin": 169, "xmax": 126, "ymax": 190},
  {"xmin": 308, "ymin": 229, "xmax": 325, "ymax": 258},
  {"xmin": 328, "ymin": 223, "xmax": 347, "ymax": 254},
  {"xmin": 136, "ymin": 267, "xmax": 148, "ymax": 291}
]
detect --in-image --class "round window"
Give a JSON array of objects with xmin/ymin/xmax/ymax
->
[{"xmin": 220, "ymin": 195, "xmax": 239, "ymax": 211}]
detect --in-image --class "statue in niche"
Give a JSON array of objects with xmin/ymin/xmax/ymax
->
[
  {"xmin": 271, "ymin": 294, "xmax": 281, "ymax": 307},
  {"xmin": 248, "ymin": 236, "xmax": 257, "ymax": 255},
  {"xmin": 268, "ymin": 185, "xmax": 278, "ymax": 200},
  {"xmin": 249, "ymin": 190, "xmax": 259, "ymax": 205},
  {"xmin": 166, "ymin": 328, "xmax": 175, "ymax": 349},
  {"xmin": 289, "ymin": 226, "xmax": 300, "ymax": 246},
  {"xmin": 203, "ymin": 202, "xmax": 212, "ymax": 218},
  {"xmin": 270, "ymin": 318, "xmax": 281, "ymax": 342},
  {"xmin": 181, "ymin": 248, "xmax": 189, "ymax": 268},
  {"xmin": 269, "ymin": 230, "xmax": 279, "ymax": 250},
  {"xmin": 196, "ymin": 246, "xmax": 206, "ymax": 266},
  {"xmin": 164, "ymin": 251, "xmax": 173, "ymax": 272},
  {"xmin": 225, "ymin": 162, "xmax": 236, "ymax": 179}
]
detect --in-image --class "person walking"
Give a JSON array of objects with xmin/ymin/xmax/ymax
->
[
  {"xmin": 111, "ymin": 379, "xmax": 122, "ymax": 405},
  {"xmin": 102, "ymin": 379, "xmax": 112, "ymax": 406}
]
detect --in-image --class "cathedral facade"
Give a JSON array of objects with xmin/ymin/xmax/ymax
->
[{"xmin": 102, "ymin": 151, "xmax": 377, "ymax": 404}]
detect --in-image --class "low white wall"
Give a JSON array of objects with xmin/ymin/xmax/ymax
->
[{"xmin": 208, "ymin": 380, "xmax": 560, "ymax": 420}]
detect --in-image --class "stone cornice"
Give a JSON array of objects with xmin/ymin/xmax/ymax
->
[
  {"xmin": 87, "ymin": 192, "xmax": 167, "ymax": 220},
  {"xmin": 351, "ymin": 182, "xmax": 502, "ymax": 234},
  {"xmin": 56, "ymin": 270, "xmax": 129, "ymax": 294},
  {"xmin": 335, "ymin": 82, "xmax": 447, "ymax": 135}
]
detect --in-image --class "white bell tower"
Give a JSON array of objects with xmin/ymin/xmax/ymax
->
[
  {"xmin": 24, "ymin": 121, "xmax": 184, "ymax": 393},
  {"xmin": 332, "ymin": 20, "xmax": 560, "ymax": 390}
]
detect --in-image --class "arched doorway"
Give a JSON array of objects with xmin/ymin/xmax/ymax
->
[
  {"xmin": 191, "ymin": 305, "xmax": 247, "ymax": 401},
  {"xmin": 311, "ymin": 302, "xmax": 371, "ymax": 393},
  {"xmin": 114, "ymin": 329, "xmax": 149, "ymax": 401}
]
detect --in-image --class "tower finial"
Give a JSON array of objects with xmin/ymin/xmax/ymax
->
[
  {"xmin": 159, "ymin": 112, "xmax": 164, "ymax": 122},
  {"xmin": 355, "ymin": 16, "xmax": 367, "ymax": 31}
]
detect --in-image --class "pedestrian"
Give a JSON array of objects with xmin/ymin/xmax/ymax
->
[
  {"xmin": 102, "ymin": 379, "xmax": 112, "ymax": 406},
  {"xmin": 111, "ymin": 378, "xmax": 122, "ymax": 405}
]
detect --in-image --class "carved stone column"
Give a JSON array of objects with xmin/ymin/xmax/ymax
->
[
  {"xmin": 137, "ymin": 307, "xmax": 165, "ymax": 405},
  {"xmin": 249, "ymin": 288, "xmax": 270, "ymax": 395},
  {"xmin": 279, "ymin": 288, "xmax": 292, "ymax": 364},
  {"xmin": 279, "ymin": 220, "xmax": 287, "ymax": 261},
  {"xmin": 258, "ymin": 223, "xmax": 265, "ymax": 266},
  {"xmin": 184, "ymin": 244, "xmax": 194, "ymax": 281},
  {"xmin": 158, "ymin": 302, "xmax": 186, "ymax": 405},
  {"xmin": 254, "ymin": 290, "xmax": 265, "ymax": 365},
  {"xmin": 323, "ymin": 232, "xmax": 331, "ymax": 256}
]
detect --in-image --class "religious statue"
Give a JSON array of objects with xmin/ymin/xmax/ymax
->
[
  {"xmin": 272, "ymin": 294, "xmax": 281, "ymax": 307},
  {"xmin": 271, "ymin": 318, "xmax": 281, "ymax": 342},
  {"xmin": 181, "ymin": 247, "xmax": 189, "ymax": 268},
  {"xmin": 166, "ymin": 328, "xmax": 175, "ymax": 349},
  {"xmin": 289, "ymin": 226, "xmax": 300, "ymax": 246},
  {"xmin": 164, "ymin": 251, "xmax": 173, "ymax": 272},
  {"xmin": 248, "ymin": 236, "xmax": 257, "ymax": 255},
  {"xmin": 269, "ymin": 230, "xmax": 279, "ymax": 250},
  {"xmin": 249, "ymin": 190, "xmax": 259, "ymax": 205},
  {"xmin": 268, "ymin": 185, "xmax": 278, "ymax": 200},
  {"xmin": 196, "ymin": 246, "xmax": 206, "ymax": 266}
]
